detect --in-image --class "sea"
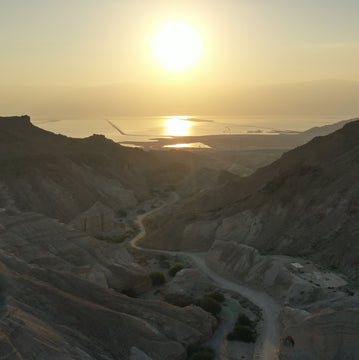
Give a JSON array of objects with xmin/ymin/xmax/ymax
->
[{"xmin": 32, "ymin": 114, "xmax": 350, "ymax": 147}]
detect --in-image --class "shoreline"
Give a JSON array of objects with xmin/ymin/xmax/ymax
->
[{"xmin": 119, "ymin": 133, "xmax": 310, "ymax": 151}]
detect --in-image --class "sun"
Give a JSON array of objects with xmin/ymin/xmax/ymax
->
[{"xmin": 152, "ymin": 20, "xmax": 203, "ymax": 72}]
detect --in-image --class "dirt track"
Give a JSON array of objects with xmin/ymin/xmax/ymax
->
[{"xmin": 129, "ymin": 193, "xmax": 280, "ymax": 360}]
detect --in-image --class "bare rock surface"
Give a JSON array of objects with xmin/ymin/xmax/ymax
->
[
  {"xmin": 279, "ymin": 306, "xmax": 310, "ymax": 330},
  {"xmin": 130, "ymin": 347, "xmax": 153, "ymax": 360},
  {"xmin": 215, "ymin": 210, "xmax": 262, "ymax": 244},
  {"xmin": 206, "ymin": 241, "xmax": 332, "ymax": 305},
  {"xmin": 70, "ymin": 201, "xmax": 115, "ymax": 235},
  {"xmin": 0, "ymin": 210, "xmax": 151, "ymax": 292},
  {"xmin": 279, "ymin": 308, "xmax": 359, "ymax": 360},
  {"xmin": 0, "ymin": 210, "xmax": 217, "ymax": 359},
  {"xmin": 182, "ymin": 220, "xmax": 218, "ymax": 250},
  {"xmin": 165, "ymin": 268, "xmax": 214, "ymax": 297}
]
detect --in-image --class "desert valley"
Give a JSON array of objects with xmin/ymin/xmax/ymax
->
[
  {"xmin": 0, "ymin": 115, "xmax": 358, "ymax": 360},
  {"xmin": 2, "ymin": 2, "xmax": 359, "ymax": 359}
]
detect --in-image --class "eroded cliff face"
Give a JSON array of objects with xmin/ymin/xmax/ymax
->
[
  {"xmin": 143, "ymin": 120, "xmax": 359, "ymax": 279},
  {"xmin": 0, "ymin": 209, "xmax": 217, "ymax": 360},
  {"xmin": 0, "ymin": 209, "xmax": 151, "ymax": 293},
  {"xmin": 279, "ymin": 308, "xmax": 359, "ymax": 360},
  {"xmin": 206, "ymin": 241, "xmax": 329, "ymax": 305},
  {"xmin": 70, "ymin": 201, "xmax": 116, "ymax": 235}
]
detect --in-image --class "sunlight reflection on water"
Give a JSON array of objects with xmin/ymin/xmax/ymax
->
[
  {"xmin": 165, "ymin": 116, "xmax": 192, "ymax": 136},
  {"xmin": 33, "ymin": 115, "xmax": 345, "ymax": 144},
  {"xmin": 163, "ymin": 142, "xmax": 211, "ymax": 149}
]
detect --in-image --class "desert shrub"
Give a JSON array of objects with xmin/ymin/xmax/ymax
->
[
  {"xmin": 117, "ymin": 209, "xmax": 127, "ymax": 217},
  {"xmin": 149, "ymin": 271, "xmax": 166, "ymax": 286},
  {"xmin": 227, "ymin": 313, "xmax": 257, "ymax": 342},
  {"xmin": 187, "ymin": 343, "xmax": 201, "ymax": 357},
  {"xmin": 236, "ymin": 313, "xmax": 252, "ymax": 326},
  {"xmin": 163, "ymin": 293, "xmax": 194, "ymax": 307},
  {"xmin": 168, "ymin": 263, "xmax": 184, "ymax": 276},
  {"xmin": 196, "ymin": 296, "xmax": 221, "ymax": 316},
  {"xmin": 121, "ymin": 288, "xmax": 137, "ymax": 298},
  {"xmin": 189, "ymin": 351, "xmax": 214, "ymax": 360},
  {"xmin": 164, "ymin": 292, "xmax": 222, "ymax": 316},
  {"xmin": 227, "ymin": 324, "xmax": 256, "ymax": 342},
  {"xmin": 187, "ymin": 344, "xmax": 215, "ymax": 360},
  {"xmin": 158, "ymin": 255, "xmax": 170, "ymax": 269},
  {"xmin": 206, "ymin": 290, "xmax": 225, "ymax": 303}
]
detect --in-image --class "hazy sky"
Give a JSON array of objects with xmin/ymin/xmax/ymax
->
[{"xmin": 1, "ymin": 0, "xmax": 359, "ymax": 116}]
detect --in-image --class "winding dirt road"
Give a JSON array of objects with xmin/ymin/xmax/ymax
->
[{"xmin": 129, "ymin": 193, "xmax": 280, "ymax": 360}]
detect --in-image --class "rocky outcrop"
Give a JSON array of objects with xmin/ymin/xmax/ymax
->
[
  {"xmin": 207, "ymin": 241, "xmax": 263, "ymax": 279},
  {"xmin": 182, "ymin": 220, "xmax": 218, "ymax": 250},
  {"xmin": 0, "ymin": 209, "xmax": 151, "ymax": 292},
  {"xmin": 215, "ymin": 210, "xmax": 262, "ymax": 244},
  {"xmin": 142, "ymin": 216, "xmax": 218, "ymax": 251},
  {"xmin": 165, "ymin": 268, "xmax": 214, "ymax": 297},
  {"xmin": 177, "ymin": 167, "xmax": 221, "ymax": 197},
  {"xmin": 0, "ymin": 209, "xmax": 217, "ymax": 359},
  {"xmin": 130, "ymin": 347, "xmax": 153, "ymax": 360},
  {"xmin": 279, "ymin": 306, "xmax": 310, "ymax": 330},
  {"xmin": 71, "ymin": 201, "xmax": 115, "ymax": 235},
  {"xmin": 279, "ymin": 308, "xmax": 359, "ymax": 360},
  {"xmin": 206, "ymin": 241, "xmax": 327, "ymax": 304},
  {"xmin": 107, "ymin": 263, "xmax": 151, "ymax": 293}
]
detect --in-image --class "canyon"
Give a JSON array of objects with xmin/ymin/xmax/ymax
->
[{"xmin": 0, "ymin": 115, "xmax": 358, "ymax": 359}]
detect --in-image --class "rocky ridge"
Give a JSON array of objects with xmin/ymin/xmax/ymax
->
[
  {"xmin": 143, "ymin": 119, "xmax": 359, "ymax": 279},
  {"xmin": 0, "ymin": 115, "xmax": 196, "ymax": 222}
]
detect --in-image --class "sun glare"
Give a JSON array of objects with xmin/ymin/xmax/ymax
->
[
  {"xmin": 152, "ymin": 20, "xmax": 203, "ymax": 71},
  {"xmin": 165, "ymin": 116, "xmax": 192, "ymax": 136}
]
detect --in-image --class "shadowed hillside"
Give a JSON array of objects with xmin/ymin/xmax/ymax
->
[
  {"xmin": 0, "ymin": 210, "xmax": 216, "ymax": 360},
  {"xmin": 0, "ymin": 115, "xmax": 196, "ymax": 222},
  {"xmin": 143, "ymin": 119, "xmax": 359, "ymax": 278}
]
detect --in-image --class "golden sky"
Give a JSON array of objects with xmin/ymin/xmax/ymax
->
[{"xmin": 1, "ymin": 0, "xmax": 359, "ymax": 117}]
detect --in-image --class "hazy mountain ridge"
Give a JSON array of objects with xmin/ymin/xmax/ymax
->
[
  {"xmin": 2, "ymin": 80, "xmax": 359, "ymax": 117},
  {"xmin": 301, "ymin": 117, "xmax": 359, "ymax": 137}
]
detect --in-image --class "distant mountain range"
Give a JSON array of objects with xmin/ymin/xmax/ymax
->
[{"xmin": 1, "ymin": 79, "xmax": 359, "ymax": 117}]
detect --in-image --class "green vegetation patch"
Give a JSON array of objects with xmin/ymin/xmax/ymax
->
[
  {"xmin": 121, "ymin": 288, "xmax": 137, "ymax": 298},
  {"xmin": 205, "ymin": 290, "xmax": 225, "ymax": 303},
  {"xmin": 149, "ymin": 271, "xmax": 166, "ymax": 286},
  {"xmin": 157, "ymin": 254, "xmax": 170, "ymax": 269},
  {"xmin": 163, "ymin": 293, "xmax": 194, "ymax": 307},
  {"xmin": 227, "ymin": 313, "xmax": 257, "ymax": 342},
  {"xmin": 168, "ymin": 263, "xmax": 184, "ymax": 276},
  {"xmin": 194, "ymin": 296, "xmax": 221, "ymax": 316},
  {"xmin": 187, "ymin": 344, "xmax": 215, "ymax": 360},
  {"xmin": 164, "ymin": 292, "xmax": 222, "ymax": 316}
]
